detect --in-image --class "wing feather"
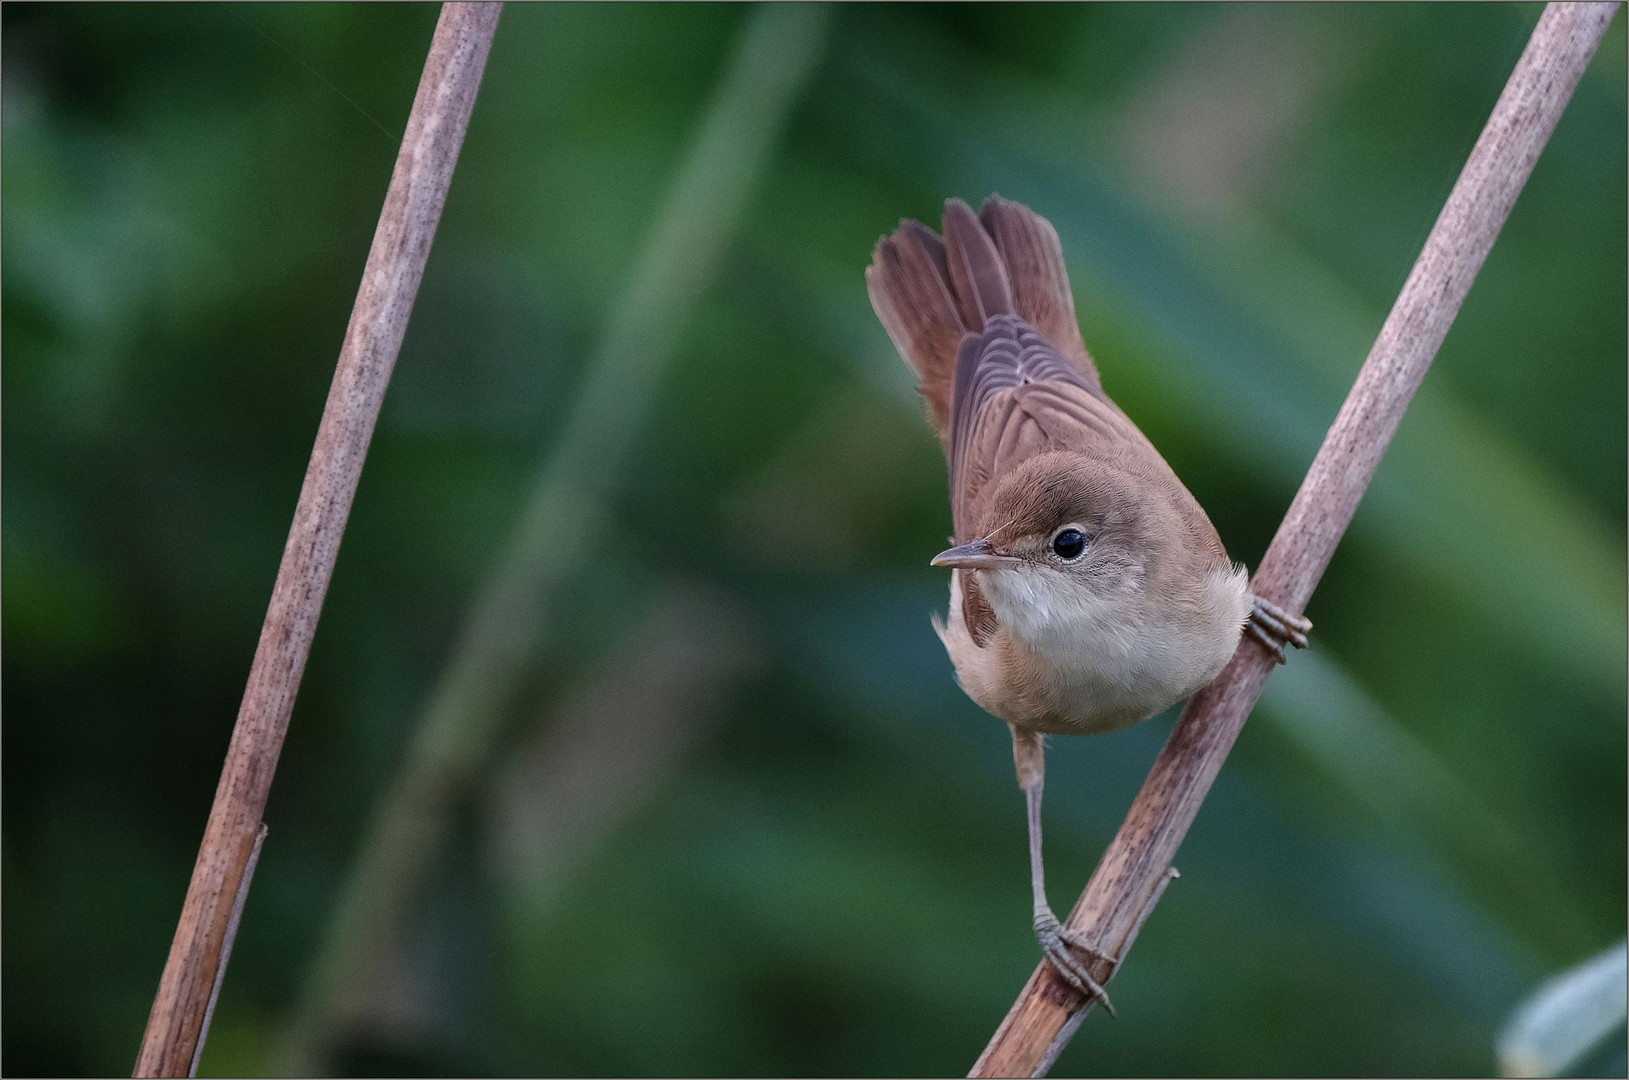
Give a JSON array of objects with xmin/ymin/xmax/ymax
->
[{"xmin": 949, "ymin": 315, "xmax": 1145, "ymax": 542}]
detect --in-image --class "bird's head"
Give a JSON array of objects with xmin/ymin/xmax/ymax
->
[{"xmin": 931, "ymin": 452, "xmax": 1188, "ymax": 627}]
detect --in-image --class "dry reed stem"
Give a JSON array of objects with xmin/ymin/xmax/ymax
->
[
  {"xmin": 970, "ymin": 4, "xmax": 1619, "ymax": 1076},
  {"xmin": 133, "ymin": 6, "xmax": 500, "ymax": 1075}
]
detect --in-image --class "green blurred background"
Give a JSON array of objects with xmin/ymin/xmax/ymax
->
[{"xmin": 4, "ymin": 3, "xmax": 1625, "ymax": 1076}]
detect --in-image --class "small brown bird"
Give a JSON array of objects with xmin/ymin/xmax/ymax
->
[{"xmin": 867, "ymin": 195, "xmax": 1308, "ymax": 1008}]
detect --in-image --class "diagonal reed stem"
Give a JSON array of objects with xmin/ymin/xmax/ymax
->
[
  {"xmin": 970, "ymin": 4, "xmax": 1620, "ymax": 1076},
  {"xmin": 275, "ymin": 6, "xmax": 833, "ymax": 1070},
  {"xmin": 133, "ymin": 5, "xmax": 500, "ymax": 1076}
]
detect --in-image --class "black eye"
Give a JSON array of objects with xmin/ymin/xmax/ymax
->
[{"xmin": 1052, "ymin": 528, "xmax": 1087, "ymax": 560}]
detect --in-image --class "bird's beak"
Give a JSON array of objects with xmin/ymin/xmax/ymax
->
[{"xmin": 931, "ymin": 539, "xmax": 1021, "ymax": 570}]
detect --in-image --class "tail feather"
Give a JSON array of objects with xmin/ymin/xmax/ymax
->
[
  {"xmin": 942, "ymin": 197, "xmax": 1013, "ymax": 328},
  {"xmin": 979, "ymin": 195, "xmax": 1100, "ymax": 390},
  {"xmin": 867, "ymin": 194, "xmax": 1099, "ymax": 446},
  {"xmin": 867, "ymin": 223, "xmax": 966, "ymax": 440}
]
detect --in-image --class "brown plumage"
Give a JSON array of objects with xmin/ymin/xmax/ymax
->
[
  {"xmin": 866, "ymin": 195, "xmax": 1307, "ymax": 1009},
  {"xmin": 868, "ymin": 193, "xmax": 1246, "ymax": 726}
]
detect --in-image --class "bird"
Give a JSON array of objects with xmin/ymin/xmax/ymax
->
[{"xmin": 866, "ymin": 195, "xmax": 1309, "ymax": 1010}]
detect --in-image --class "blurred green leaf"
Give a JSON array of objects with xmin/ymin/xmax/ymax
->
[{"xmin": 1498, "ymin": 941, "xmax": 1627, "ymax": 1078}]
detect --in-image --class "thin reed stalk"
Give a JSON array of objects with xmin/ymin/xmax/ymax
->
[{"xmin": 133, "ymin": 6, "xmax": 500, "ymax": 1076}]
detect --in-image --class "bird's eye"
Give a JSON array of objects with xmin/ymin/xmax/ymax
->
[{"xmin": 1051, "ymin": 528, "xmax": 1087, "ymax": 561}]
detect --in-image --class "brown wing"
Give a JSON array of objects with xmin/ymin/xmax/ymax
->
[
  {"xmin": 958, "ymin": 570, "xmax": 1001, "ymax": 648},
  {"xmin": 948, "ymin": 315, "xmax": 1140, "ymax": 543}
]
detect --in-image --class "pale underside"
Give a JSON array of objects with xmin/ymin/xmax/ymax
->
[{"xmin": 935, "ymin": 558, "xmax": 1249, "ymax": 735}]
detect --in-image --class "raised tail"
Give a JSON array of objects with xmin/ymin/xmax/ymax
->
[
  {"xmin": 978, "ymin": 195, "xmax": 1098, "ymax": 392},
  {"xmin": 941, "ymin": 197, "xmax": 1014, "ymax": 329},
  {"xmin": 866, "ymin": 195, "xmax": 1100, "ymax": 446},
  {"xmin": 866, "ymin": 216, "xmax": 969, "ymax": 443}
]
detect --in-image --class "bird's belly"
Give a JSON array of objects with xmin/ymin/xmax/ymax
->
[{"xmin": 1014, "ymin": 645, "xmax": 1199, "ymax": 734}]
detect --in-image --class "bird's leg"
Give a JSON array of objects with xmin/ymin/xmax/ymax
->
[
  {"xmin": 1014, "ymin": 727, "xmax": 1117, "ymax": 1016},
  {"xmin": 1245, "ymin": 592, "xmax": 1311, "ymax": 664}
]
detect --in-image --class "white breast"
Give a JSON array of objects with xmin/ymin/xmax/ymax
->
[{"xmin": 938, "ymin": 562, "xmax": 1250, "ymax": 735}]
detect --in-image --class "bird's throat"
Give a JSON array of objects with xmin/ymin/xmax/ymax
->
[{"xmin": 978, "ymin": 566, "xmax": 1130, "ymax": 658}]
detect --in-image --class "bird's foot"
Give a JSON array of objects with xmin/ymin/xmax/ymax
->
[
  {"xmin": 1034, "ymin": 907, "xmax": 1117, "ymax": 1016},
  {"xmin": 1246, "ymin": 593, "xmax": 1311, "ymax": 664}
]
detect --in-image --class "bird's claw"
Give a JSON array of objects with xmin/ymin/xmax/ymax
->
[
  {"xmin": 1034, "ymin": 909, "xmax": 1117, "ymax": 1016},
  {"xmin": 1246, "ymin": 593, "xmax": 1311, "ymax": 664}
]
